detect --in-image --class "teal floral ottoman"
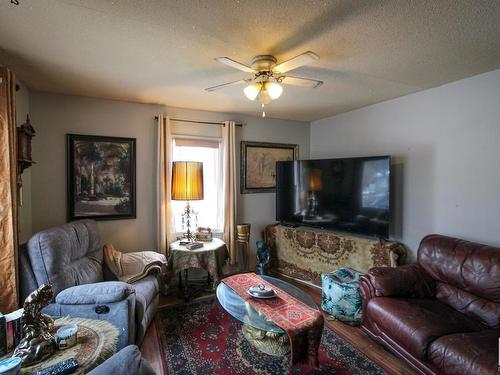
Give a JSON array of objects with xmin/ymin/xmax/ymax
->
[{"xmin": 321, "ymin": 268, "xmax": 363, "ymax": 325}]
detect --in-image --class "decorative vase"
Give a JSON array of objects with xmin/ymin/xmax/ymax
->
[{"xmin": 236, "ymin": 223, "xmax": 251, "ymax": 271}]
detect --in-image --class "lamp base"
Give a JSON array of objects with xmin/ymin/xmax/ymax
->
[{"xmin": 181, "ymin": 201, "xmax": 197, "ymax": 242}]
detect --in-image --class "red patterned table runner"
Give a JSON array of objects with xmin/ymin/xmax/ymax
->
[{"xmin": 222, "ymin": 273, "xmax": 324, "ymax": 367}]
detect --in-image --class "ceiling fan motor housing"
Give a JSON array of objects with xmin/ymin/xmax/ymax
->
[{"xmin": 251, "ymin": 55, "xmax": 277, "ymax": 72}]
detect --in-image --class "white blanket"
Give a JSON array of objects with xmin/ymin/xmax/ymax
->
[{"xmin": 103, "ymin": 243, "xmax": 167, "ymax": 284}]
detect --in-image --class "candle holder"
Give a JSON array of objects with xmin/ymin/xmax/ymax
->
[{"xmin": 237, "ymin": 223, "xmax": 251, "ymax": 271}]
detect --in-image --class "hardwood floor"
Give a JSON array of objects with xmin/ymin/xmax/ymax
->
[
  {"xmin": 141, "ymin": 318, "xmax": 168, "ymax": 375},
  {"xmin": 141, "ymin": 276, "xmax": 417, "ymax": 375}
]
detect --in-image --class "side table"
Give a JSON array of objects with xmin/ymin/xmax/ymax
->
[
  {"xmin": 169, "ymin": 238, "xmax": 228, "ymax": 300},
  {"xmin": 1, "ymin": 317, "xmax": 118, "ymax": 374}
]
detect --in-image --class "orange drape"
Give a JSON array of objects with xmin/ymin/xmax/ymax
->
[
  {"xmin": 156, "ymin": 115, "xmax": 175, "ymax": 257},
  {"xmin": 0, "ymin": 67, "xmax": 19, "ymax": 313},
  {"xmin": 222, "ymin": 121, "xmax": 238, "ymax": 265}
]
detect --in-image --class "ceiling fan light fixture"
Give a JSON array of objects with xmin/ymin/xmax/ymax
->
[
  {"xmin": 266, "ymin": 82, "xmax": 283, "ymax": 100},
  {"xmin": 210, "ymin": 51, "xmax": 321, "ymax": 116},
  {"xmin": 243, "ymin": 83, "xmax": 261, "ymax": 101},
  {"xmin": 259, "ymin": 89, "xmax": 271, "ymax": 105}
]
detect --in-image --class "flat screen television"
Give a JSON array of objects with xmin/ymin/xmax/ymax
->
[{"xmin": 276, "ymin": 156, "xmax": 391, "ymax": 238}]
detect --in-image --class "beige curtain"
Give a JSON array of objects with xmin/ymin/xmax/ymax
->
[
  {"xmin": 0, "ymin": 67, "xmax": 19, "ymax": 312},
  {"xmin": 222, "ymin": 121, "xmax": 238, "ymax": 265},
  {"xmin": 156, "ymin": 115, "xmax": 175, "ymax": 257}
]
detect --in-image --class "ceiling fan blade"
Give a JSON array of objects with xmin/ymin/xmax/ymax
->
[
  {"xmin": 279, "ymin": 75, "xmax": 323, "ymax": 88},
  {"xmin": 205, "ymin": 78, "xmax": 253, "ymax": 92},
  {"xmin": 273, "ymin": 51, "xmax": 319, "ymax": 73},
  {"xmin": 215, "ymin": 57, "xmax": 255, "ymax": 73}
]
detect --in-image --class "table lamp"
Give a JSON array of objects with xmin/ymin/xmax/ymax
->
[{"xmin": 171, "ymin": 161, "xmax": 204, "ymax": 241}]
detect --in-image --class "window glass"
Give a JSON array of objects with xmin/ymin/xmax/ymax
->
[{"xmin": 172, "ymin": 138, "xmax": 223, "ymax": 233}]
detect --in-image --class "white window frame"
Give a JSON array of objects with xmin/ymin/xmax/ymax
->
[{"xmin": 171, "ymin": 134, "xmax": 224, "ymax": 236}]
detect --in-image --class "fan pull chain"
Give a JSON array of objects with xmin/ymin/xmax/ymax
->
[{"xmin": 262, "ymin": 103, "xmax": 266, "ymax": 118}]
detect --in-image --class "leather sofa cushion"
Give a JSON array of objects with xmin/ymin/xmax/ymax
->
[
  {"xmin": 418, "ymin": 234, "xmax": 500, "ymax": 303},
  {"xmin": 366, "ymin": 297, "xmax": 485, "ymax": 360},
  {"xmin": 368, "ymin": 263, "xmax": 435, "ymax": 298},
  {"xmin": 428, "ymin": 329, "xmax": 500, "ymax": 375},
  {"xmin": 436, "ymin": 282, "xmax": 500, "ymax": 328},
  {"xmin": 27, "ymin": 220, "xmax": 103, "ymax": 297}
]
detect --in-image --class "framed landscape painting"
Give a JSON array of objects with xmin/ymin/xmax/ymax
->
[
  {"xmin": 241, "ymin": 141, "xmax": 299, "ymax": 193},
  {"xmin": 67, "ymin": 134, "xmax": 136, "ymax": 220}
]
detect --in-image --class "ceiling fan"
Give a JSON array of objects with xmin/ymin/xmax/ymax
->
[{"xmin": 205, "ymin": 51, "xmax": 323, "ymax": 117}]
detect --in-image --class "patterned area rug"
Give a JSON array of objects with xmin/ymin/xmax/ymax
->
[{"xmin": 157, "ymin": 297, "xmax": 386, "ymax": 375}]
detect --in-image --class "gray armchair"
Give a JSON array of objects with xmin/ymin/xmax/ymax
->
[
  {"xmin": 87, "ymin": 345, "xmax": 156, "ymax": 375},
  {"xmin": 18, "ymin": 220, "xmax": 160, "ymax": 349}
]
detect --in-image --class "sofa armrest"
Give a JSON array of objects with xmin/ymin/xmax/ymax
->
[
  {"xmin": 55, "ymin": 281, "xmax": 135, "ymax": 305},
  {"xmin": 87, "ymin": 345, "xmax": 155, "ymax": 375},
  {"xmin": 364, "ymin": 263, "xmax": 435, "ymax": 298}
]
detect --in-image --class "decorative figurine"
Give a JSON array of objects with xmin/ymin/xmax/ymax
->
[
  {"xmin": 256, "ymin": 241, "xmax": 270, "ymax": 275},
  {"xmin": 13, "ymin": 284, "xmax": 56, "ymax": 366}
]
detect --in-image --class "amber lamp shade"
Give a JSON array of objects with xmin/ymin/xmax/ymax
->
[
  {"xmin": 308, "ymin": 169, "xmax": 323, "ymax": 191},
  {"xmin": 171, "ymin": 161, "xmax": 204, "ymax": 201}
]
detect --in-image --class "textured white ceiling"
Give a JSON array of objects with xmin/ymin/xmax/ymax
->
[{"xmin": 1, "ymin": 0, "xmax": 499, "ymax": 121}]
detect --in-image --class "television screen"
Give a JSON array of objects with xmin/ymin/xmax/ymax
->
[{"xmin": 276, "ymin": 156, "xmax": 390, "ymax": 238}]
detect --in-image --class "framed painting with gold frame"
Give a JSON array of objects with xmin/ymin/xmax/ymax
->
[{"xmin": 240, "ymin": 141, "xmax": 299, "ymax": 193}]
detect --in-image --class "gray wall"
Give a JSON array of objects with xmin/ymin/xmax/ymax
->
[
  {"xmin": 29, "ymin": 92, "xmax": 309, "ymax": 262},
  {"xmin": 310, "ymin": 69, "xmax": 500, "ymax": 261},
  {"xmin": 30, "ymin": 92, "xmax": 163, "ymax": 251}
]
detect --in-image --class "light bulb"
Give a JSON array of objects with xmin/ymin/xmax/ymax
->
[
  {"xmin": 259, "ymin": 89, "xmax": 271, "ymax": 105},
  {"xmin": 266, "ymin": 82, "xmax": 283, "ymax": 100},
  {"xmin": 243, "ymin": 83, "xmax": 260, "ymax": 101}
]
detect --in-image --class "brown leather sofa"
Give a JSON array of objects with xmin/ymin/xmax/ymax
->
[{"xmin": 360, "ymin": 234, "xmax": 500, "ymax": 375}]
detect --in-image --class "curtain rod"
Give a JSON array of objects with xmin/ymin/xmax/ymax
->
[{"xmin": 154, "ymin": 116, "xmax": 243, "ymax": 127}]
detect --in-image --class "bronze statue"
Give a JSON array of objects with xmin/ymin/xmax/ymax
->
[
  {"xmin": 256, "ymin": 241, "xmax": 270, "ymax": 275},
  {"xmin": 13, "ymin": 284, "xmax": 56, "ymax": 366}
]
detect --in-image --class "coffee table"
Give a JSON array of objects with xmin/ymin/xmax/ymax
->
[{"xmin": 216, "ymin": 275, "xmax": 320, "ymax": 356}]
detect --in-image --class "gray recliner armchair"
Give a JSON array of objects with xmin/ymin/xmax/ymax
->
[{"xmin": 18, "ymin": 220, "xmax": 160, "ymax": 349}]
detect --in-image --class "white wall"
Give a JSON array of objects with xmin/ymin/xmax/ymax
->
[
  {"xmin": 30, "ymin": 92, "xmax": 309, "ymax": 263},
  {"xmin": 235, "ymin": 114, "xmax": 310, "ymax": 268},
  {"xmin": 310, "ymin": 69, "xmax": 500, "ymax": 261},
  {"xmin": 16, "ymin": 82, "xmax": 32, "ymax": 243}
]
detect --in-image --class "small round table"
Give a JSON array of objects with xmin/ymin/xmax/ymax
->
[
  {"xmin": 169, "ymin": 238, "xmax": 228, "ymax": 299},
  {"xmin": 2, "ymin": 317, "xmax": 118, "ymax": 374}
]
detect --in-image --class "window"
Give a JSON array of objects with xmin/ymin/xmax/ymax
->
[{"xmin": 172, "ymin": 137, "xmax": 223, "ymax": 233}]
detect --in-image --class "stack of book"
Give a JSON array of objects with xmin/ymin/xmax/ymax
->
[
  {"xmin": 0, "ymin": 308, "xmax": 24, "ymax": 355},
  {"xmin": 195, "ymin": 227, "xmax": 213, "ymax": 242}
]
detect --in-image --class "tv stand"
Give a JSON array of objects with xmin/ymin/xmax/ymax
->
[
  {"xmin": 264, "ymin": 223, "xmax": 406, "ymax": 286},
  {"xmin": 280, "ymin": 222, "xmax": 300, "ymax": 228}
]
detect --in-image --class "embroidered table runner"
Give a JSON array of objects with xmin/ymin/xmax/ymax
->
[{"xmin": 222, "ymin": 272, "xmax": 324, "ymax": 367}]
